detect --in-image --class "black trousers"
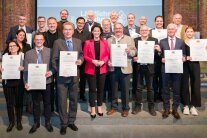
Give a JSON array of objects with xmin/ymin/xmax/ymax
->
[
  {"xmin": 111, "ymin": 68, "xmax": 131, "ymax": 111},
  {"xmin": 50, "ymin": 74, "xmax": 58, "ymax": 112},
  {"xmin": 103, "ymin": 72, "xmax": 112, "ymax": 102},
  {"xmin": 3, "ymin": 86, "xmax": 23, "ymax": 123},
  {"xmin": 181, "ymin": 61, "xmax": 201, "ymax": 107},
  {"xmin": 135, "ymin": 66, "xmax": 154, "ymax": 107},
  {"xmin": 87, "ymin": 73, "xmax": 106, "ymax": 107},
  {"xmin": 162, "ymin": 73, "xmax": 181, "ymax": 110},
  {"xmin": 31, "ymin": 83, "xmax": 51, "ymax": 124},
  {"xmin": 79, "ymin": 63, "xmax": 87, "ymax": 98},
  {"xmin": 153, "ymin": 62, "xmax": 162, "ymax": 99}
]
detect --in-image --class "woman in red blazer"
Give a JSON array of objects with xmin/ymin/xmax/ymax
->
[{"xmin": 83, "ymin": 25, "xmax": 109, "ymax": 119}]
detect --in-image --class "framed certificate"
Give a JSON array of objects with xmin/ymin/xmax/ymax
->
[
  {"xmin": 190, "ymin": 39, "xmax": 207, "ymax": 61},
  {"xmin": 110, "ymin": 44, "xmax": 127, "ymax": 67},
  {"xmin": 152, "ymin": 29, "xmax": 167, "ymax": 42},
  {"xmin": 165, "ymin": 50, "xmax": 183, "ymax": 73},
  {"xmin": 59, "ymin": 51, "xmax": 77, "ymax": 77},
  {"xmin": 137, "ymin": 41, "xmax": 155, "ymax": 64},
  {"xmin": 26, "ymin": 33, "xmax": 32, "ymax": 47},
  {"xmin": 2, "ymin": 55, "xmax": 20, "ymax": 79},
  {"xmin": 28, "ymin": 64, "xmax": 47, "ymax": 90}
]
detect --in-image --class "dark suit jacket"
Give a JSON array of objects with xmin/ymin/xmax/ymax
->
[
  {"xmin": 24, "ymin": 47, "xmax": 54, "ymax": 84},
  {"xmin": 160, "ymin": 37, "xmax": 186, "ymax": 73},
  {"xmin": 52, "ymin": 37, "xmax": 84, "ymax": 83},
  {"xmin": 83, "ymin": 21, "xmax": 101, "ymax": 32},
  {"xmin": 6, "ymin": 25, "xmax": 33, "ymax": 44},
  {"xmin": 134, "ymin": 37, "xmax": 159, "ymax": 74},
  {"xmin": 44, "ymin": 30, "xmax": 64, "ymax": 49},
  {"xmin": 124, "ymin": 25, "xmax": 140, "ymax": 36}
]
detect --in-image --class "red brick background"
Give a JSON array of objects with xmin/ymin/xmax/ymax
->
[{"xmin": 0, "ymin": 0, "xmax": 207, "ymax": 50}]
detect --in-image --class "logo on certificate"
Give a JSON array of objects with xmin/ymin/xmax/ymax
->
[
  {"xmin": 196, "ymin": 40, "xmax": 200, "ymax": 43},
  {"xmin": 35, "ymin": 65, "xmax": 39, "ymax": 68},
  {"xmin": 9, "ymin": 56, "xmax": 13, "ymax": 59},
  {"xmin": 144, "ymin": 42, "xmax": 148, "ymax": 45}
]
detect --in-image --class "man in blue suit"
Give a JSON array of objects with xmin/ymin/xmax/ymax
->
[
  {"xmin": 6, "ymin": 14, "xmax": 33, "ymax": 44},
  {"xmin": 160, "ymin": 23, "xmax": 186, "ymax": 119}
]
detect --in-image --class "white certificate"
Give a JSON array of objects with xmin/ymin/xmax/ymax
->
[
  {"xmin": 137, "ymin": 41, "xmax": 155, "ymax": 64},
  {"xmin": 28, "ymin": 64, "xmax": 47, "ymax": 90},
  {"xmin": 26, "ymin": 33, "xmax": 32, "ymax": 47},
  {"xmin": 152, "ymin": 29, "xmax": 167, "ymax": 42},
  {"xmin": 190, "ymin": 39, "xmax": 207, "ymax": 61},
  {"xmin": 111, "ymin": 44, "xmax": 127, "ymax": 67},
  {"xmin": 59, "ymin": 51, "xmax": 77, "ymax": 77},
  {"xmin": 165, "ymin": 50, "xmax": 183, "ymax": 73},
  {"xmin": 2, "ymin": 55, "xmax": 21, "ymax": 79}
]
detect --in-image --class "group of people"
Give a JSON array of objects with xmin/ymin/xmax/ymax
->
[{"xmin": 1, "ymin": 9, "xmax": 202, "ymax": 135}]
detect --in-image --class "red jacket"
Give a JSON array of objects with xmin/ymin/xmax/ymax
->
[{"xmin": 83, "ymin": 39, "xmax": 109, "ymax": 75}]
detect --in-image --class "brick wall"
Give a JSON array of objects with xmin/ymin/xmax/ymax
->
[
  {"xmin": 0, "ymin": 0, "xmax": 207, "ymax": 50},
  {"xmin": 200, "ymin": 0, "xmax": 207, "ymax": 38},
  {"xmin": 1, "ymin": 0, "xmax": 35, "ymax": 51}
]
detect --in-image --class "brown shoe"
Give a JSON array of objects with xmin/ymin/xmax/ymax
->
[
  {"xmin": 107, "ymin": 108, "xmax": 116, "ymax": 115},
  {"xmin": 162, "ymin": 110, "xmax": 171, "ymax": 119},
  {"xmin": 121, "ymin": 110, "xmax": 129, "ymax": 117},
  {"xmin": 172, "ymin": 110, "xmax": 181, "ymax": 119}
]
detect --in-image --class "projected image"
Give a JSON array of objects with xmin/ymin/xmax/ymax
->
[{"xmin": 37, "ymin": 0, "xmax": 163, "ymax": 28}]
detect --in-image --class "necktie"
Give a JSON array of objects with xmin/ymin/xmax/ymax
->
[
  {"xmin": 170, "ymin": 38, "xmax": 174, "ymax": 50},
  {"xmin": 37, "ymin": 49, "xmax": 43, "ymax": 64},
  {"xmin": 66, "ymin": 40, "xmax": 73, "ymax": 51}
]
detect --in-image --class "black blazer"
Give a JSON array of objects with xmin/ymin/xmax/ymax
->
[
  {"xmin": 83, "ymin": 21, "xmax": 101, "ymax": 32},
  {"xmin": 134, "ymin": 37, "xmax": 159, "ymax": 74},
  {"xmin": 6, "ymin": 25, "xmax": 33, "ymax": 44},
  {"xmin": 124, "ymin": 25, "xmax": 140, "ymax": 36}
]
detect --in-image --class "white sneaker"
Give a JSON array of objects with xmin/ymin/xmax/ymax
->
[
  {"xmin": 190, "ymin": 106, "xmax": 198, "ymax": 116},
  {"xmin": 183, "ymin": 106, "xmax": 190, "ymax": 115}
]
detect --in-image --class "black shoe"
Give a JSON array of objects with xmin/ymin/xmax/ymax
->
[
  {"xmin": 16, "ymin": 122, "xmax": 23, "ymax": 130},
  {"xmin": 149, "ymin": 108, "xmax": 157, "ymax": 116},
  {"xmin": 29, "ymin": 123, "xmax": 40, "ymax": 134},
  {"xmin": 45, "ymin": 123, "xmax": 53, "ymax": 132},
  {"xmin": 172, "ymin": 110, "xmax": 181, "ymax": 119},
  {"xmin": 6, "ymin": 123, "xmax": 14, "ymax": 132},
  {"xmin": 90, "ymin": 114, "xmax": 96, "ymax": 119},
  {"xmin": 132, "ymin": 106, "xmax": 141, "ymax": 115},
  {"xmin": 162, "ymin": 110, "xmax": 171, "ymax": 119},
  {"xmin": 97, "ymin": 112, "xmax": 103, "ymax": 116},
  {"xmin": 60, "ymin": 127, "xmax": 67, "ymax": 135},
  {"xmin": 68, "ymin": 124, "xmax": 78, "ymax": 131}
]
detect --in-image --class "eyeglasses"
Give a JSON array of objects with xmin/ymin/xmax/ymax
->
[{"xmin": 9, "ymin": 45, "xmax": 17, "ymax": 48}]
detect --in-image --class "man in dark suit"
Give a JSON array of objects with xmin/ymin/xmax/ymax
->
[
  {"xmin": 124, "ymin": 13, "xmax": 140, "ymax": 37},
  {"xmin": 160, "ymin": 23, "xmax": 186, "ymax": 119},
  {"xmin": 44, "ymin": 17, "xmax": 64, "ymax": 113},
  {"xmin": 124, "ymin": 13, "xmax": 141, "ymax": 98},
  {"xmin": 52, "ymin": 22, "xmax": 83, "ymax": 135},
  {"xmin": 132, "ymin": 25, "xmax": 161, "ymax": 116},
  {"xmin": 84, "ymin": 10, "xmax": 100, "ymax": 32},
  {"xmin": 6, "ymin": 14, "xmax": 33, "ymax": 44},
  {"xmin": 24, "ymin": 32, "xmax": 54, "ymax": 133},
  {"xmin": 73, "ymin": 16, "xmax": 91, "ymax": 102}
]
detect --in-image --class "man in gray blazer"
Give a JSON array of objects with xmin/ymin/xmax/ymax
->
[
  {"xmin": 160, "ymin": 23, "xmax": 186, "ymax": 120},
  {"xmin": 107, "ymin": 22, "xmax": 136, "ymax": 117},
  {"xmin": 52, "ymin": 22, "xmax": 83, "ymax": 135},
  {"xmin": 24, "ymin": 32, "xmax": 55, "ymax": 133}
]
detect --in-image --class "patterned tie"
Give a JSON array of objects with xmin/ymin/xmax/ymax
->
[
  {"xmin": 66, "ymin": 40, "xmax": 73, "ymax": 51},
  {"xmin": 170, "ymin": 38, "xmax": 174, "ymax": 50},
  {"xmin": 37, "ymin": 49, "xmax": 43, "ymax": 64}
]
